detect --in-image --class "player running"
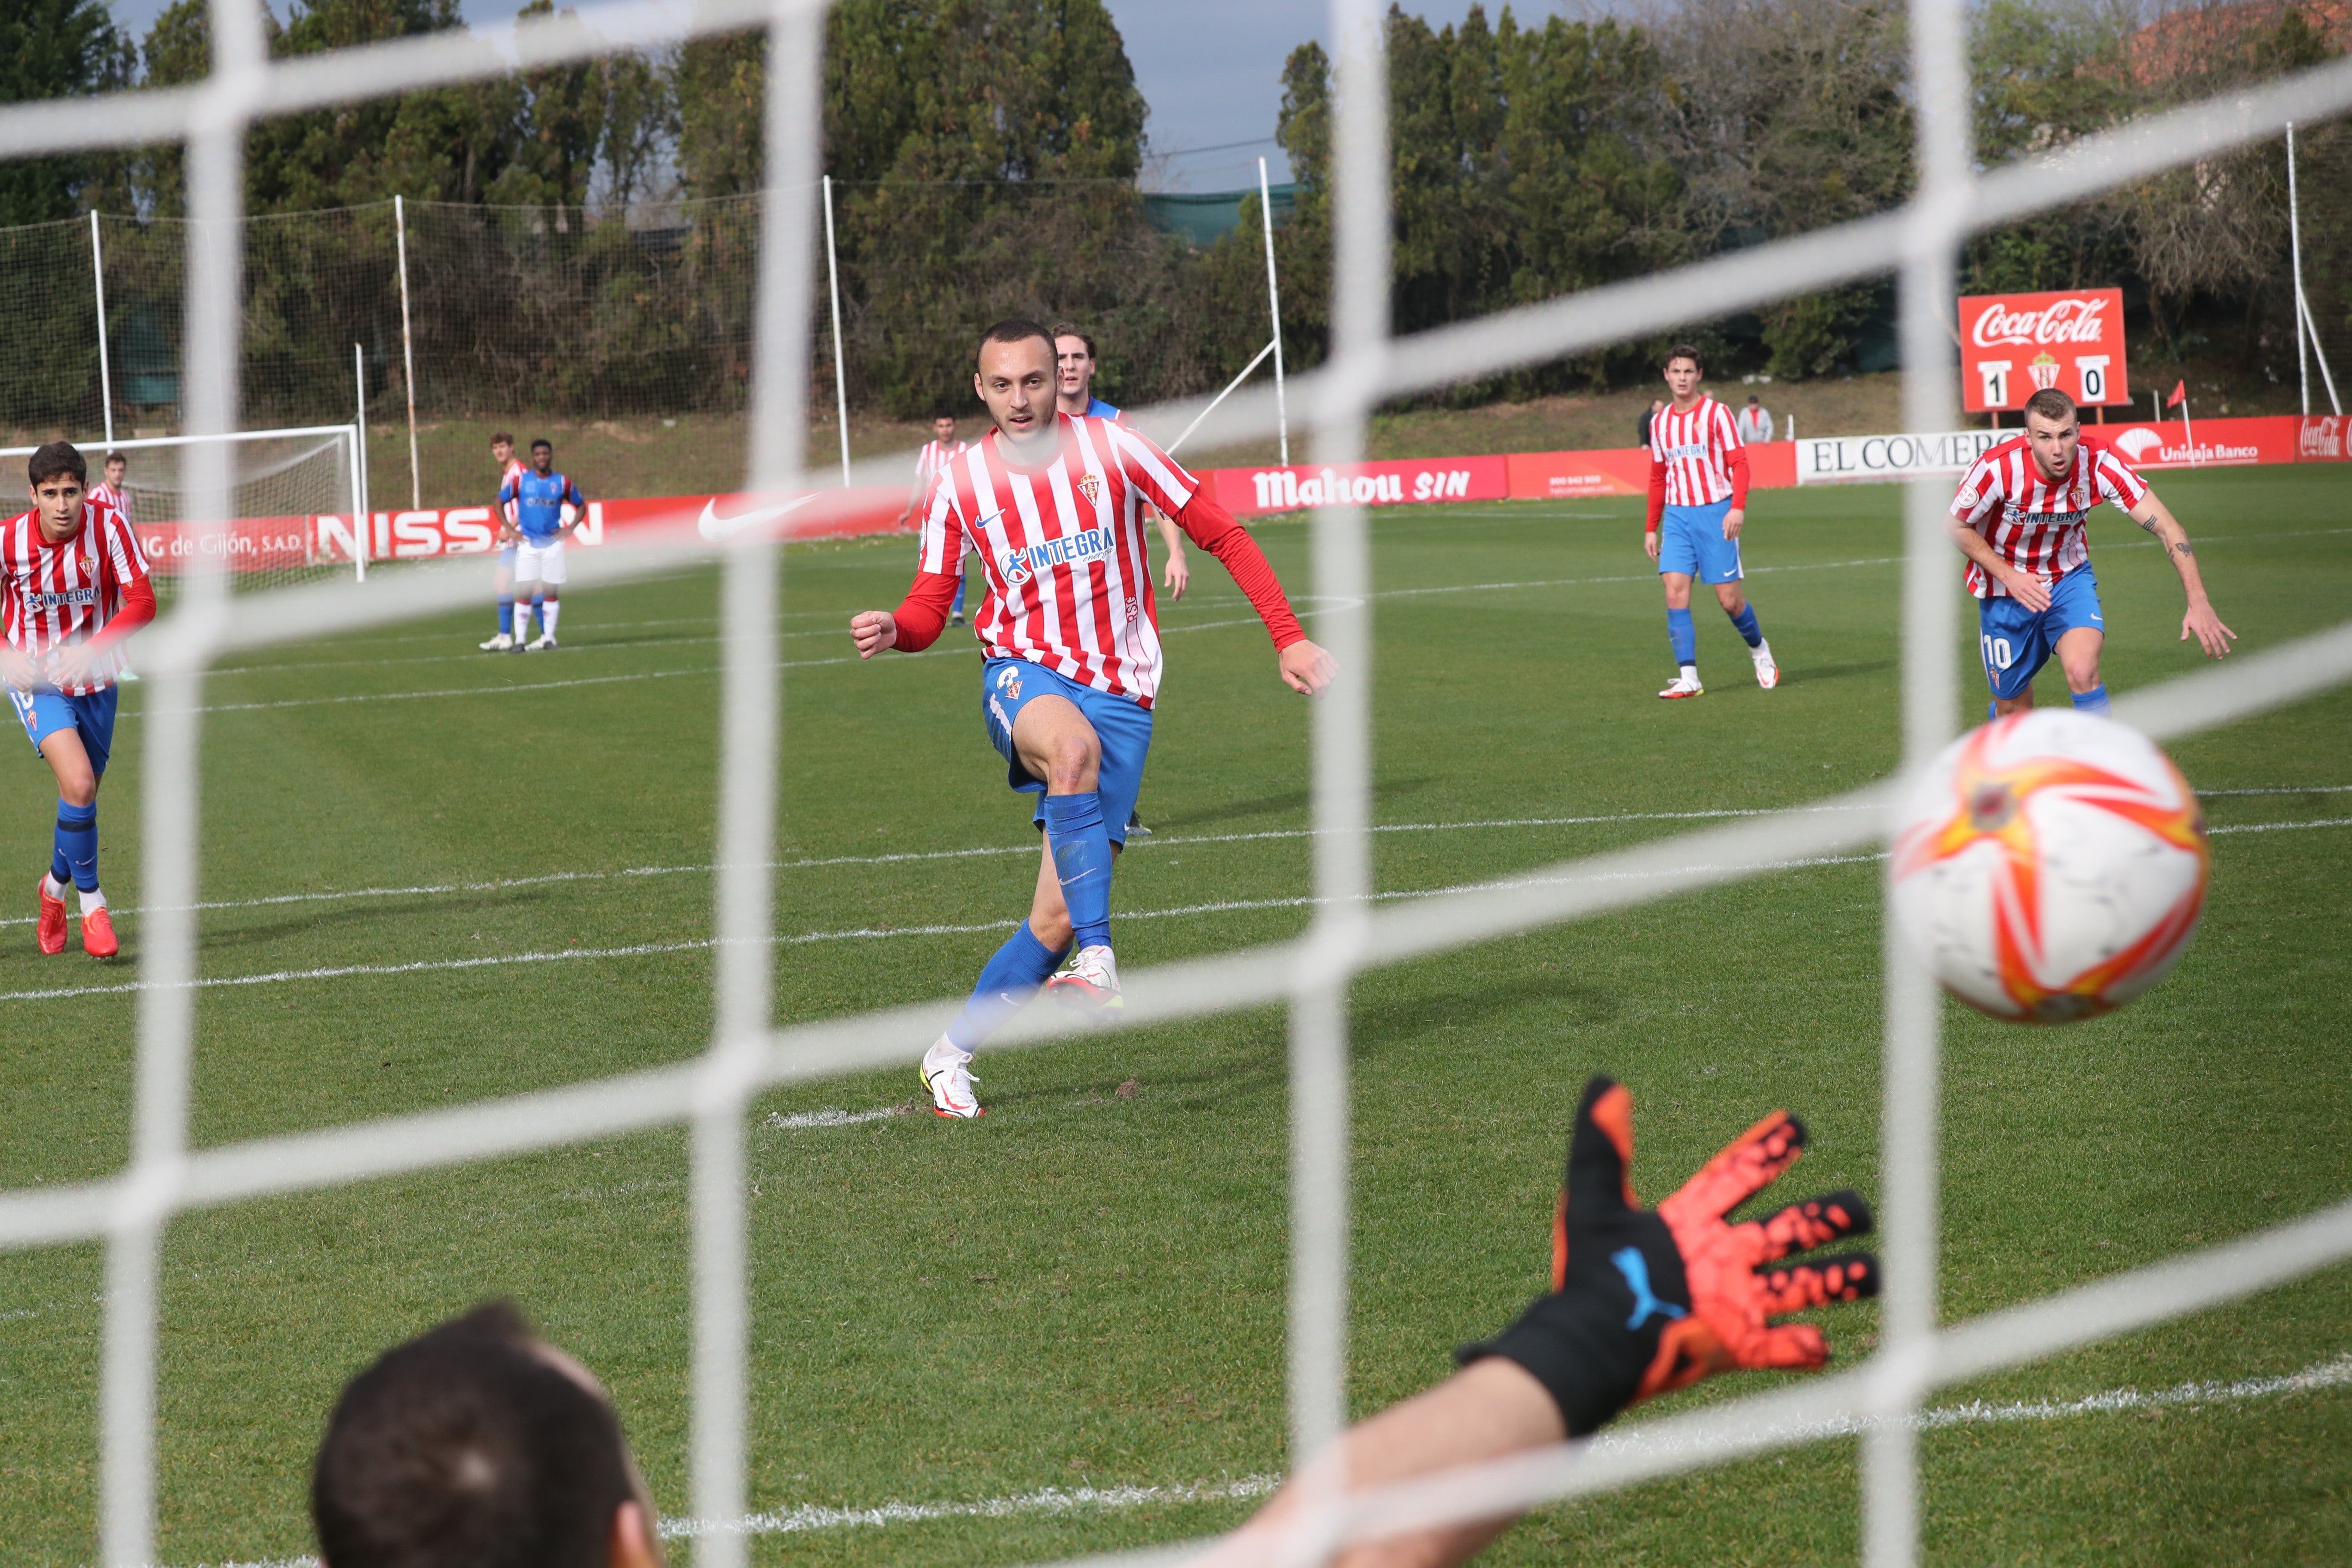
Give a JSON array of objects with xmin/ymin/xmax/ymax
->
[
  {"xmin": 1949, "ymin": 387, "xmax": 2233, "ymax": 717},
  {"xmin": 3, "ymin": 442, "xmax": 156, "ymax": 958},
  {"xmin": 481, "ymin": 432, "xmax": 532, "ymax": 652},
  {"xmin": 850, "ymin": 319, "xmax": 1333, "ymax": 1119},
  {"xmin": 1645, "ymin": 344, "xmax": 1777, "ymax": 698},
  {"xmin": 496, "ymin": 440, "xmax": 588, "ymax": 652},
  {"xmin": 906, "ymin": 413, "xmax": 971, "ymax": 625}
]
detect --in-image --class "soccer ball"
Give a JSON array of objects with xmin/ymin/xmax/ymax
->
[{"xmin": 1890, "ymin": 709, "xmax": 2209, "ymax": 1023}]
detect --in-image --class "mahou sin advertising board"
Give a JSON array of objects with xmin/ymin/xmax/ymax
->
[{"xmin": 1960, "ymin": 288, "xmax": 2130, "ymax": 413}]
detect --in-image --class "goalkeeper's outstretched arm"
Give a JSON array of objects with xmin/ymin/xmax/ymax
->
[{"xmin": 1204, "ymin": 1076, "xmax": 1879, "ymax": 1568}]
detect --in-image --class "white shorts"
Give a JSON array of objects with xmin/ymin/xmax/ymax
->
[{"xmin": 514, "ymin": 539, "xmax": 567, "ymax": 586}]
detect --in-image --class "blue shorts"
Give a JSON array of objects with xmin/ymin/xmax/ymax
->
[
  {"xmin": 11, "ymin": 685, "xmax": 118, "ymax": 777},
  {"xmin": 1657, "ymin": 499, "xmax": 1743, "ymax": 583},
  {"xmin": 981, "ymin": 658, "xmax": 1153, "ymax": 848},
  {"xmin": 1978, "ymin": 566, "xmax": 2104, "ymax": 699}
]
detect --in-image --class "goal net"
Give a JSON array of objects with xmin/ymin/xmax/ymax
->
[
  {"xmin": 0, "ymin": 425, "xmax": 364, "ymax": 593},
  {"xmin": 0, "ymin": 4, "xmax": 2349, "ymax": 1568}
]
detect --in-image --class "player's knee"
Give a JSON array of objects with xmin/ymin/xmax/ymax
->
[{"xmin": 1042, "ymin": 736, "xmax": 1099, "ymax": 791}]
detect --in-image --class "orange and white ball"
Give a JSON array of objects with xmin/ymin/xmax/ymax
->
[{"xmin": 1891, "ymin": 710, "xmax": 2209, "ymax": 1023}]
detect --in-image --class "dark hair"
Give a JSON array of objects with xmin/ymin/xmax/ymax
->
[
  {"xmin": 492, "ymin": 432, "xmax": 516, "ymax": 447},
  {"xmin": 1664, "ymin": 343, "xmax": 1704, "ymax": 372},
  {"xmin": 312, "ymin": 1302, "xmax": 636, "ymax": 1568},
  {"xmin": 2023, "ymin": 387, "xmax": 2078, "ymax": 425},
  {"xmin": 1050, "ymin": 323, "xmax": 1097, "ymax": 360},
  {"xmin": 1746, "ymin": 395, "xmax": 1760, "ymax": 404},
  {"xmin": 977, "ymin": 318, "xmax": 1056, "ymax": 364},
  {"xmin": 28, "ymin": 442, "xmax": 86, "ymax": 487},
  {"xmin": 931, "ymin": 409, "xmax": 959, "ymax": 423},
  {"xmin": 104, "ymin": 450, "xmax": 126, "ymax": 466},
  {"xmin": 530, "ymin": 438, "xmax": 553, "ymax": 453}
]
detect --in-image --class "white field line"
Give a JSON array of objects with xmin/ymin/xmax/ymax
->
[
  {"xmin": 0, "ymin": 849, "xmax": 1895, "ymax": 1004},
  {"xmin": 765, "ymin": 1105, "xmax": 907, "ymax": 1130},
  {"xmin": 643, "ymin": 1352, "xmax": 2352, "ymax": 1544},
  {"xmin": 3, "ymin": 786, "xmax": 2333, "ymax": 935}
]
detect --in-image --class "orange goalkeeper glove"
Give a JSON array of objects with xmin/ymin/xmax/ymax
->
[{"xmin": 1462, "ymin": 1074, "xmax": 1877, "ymax": 1435}]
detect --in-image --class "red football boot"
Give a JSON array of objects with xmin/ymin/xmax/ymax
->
[
  {"xmin": 36, "ymin": 877, "xmax": 67, "ymax": 955},
  {"xmin": 81, "ymin": 904, "xmax": 119, "ymax": 958}
]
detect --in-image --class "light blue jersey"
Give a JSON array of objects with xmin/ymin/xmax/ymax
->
[{"xmin": 498, "ymin": 469, "xmax": 588, "ymax": 544}]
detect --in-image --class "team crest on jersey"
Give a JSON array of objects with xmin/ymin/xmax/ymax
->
[{"xmin": 1075, "ymin": 471, "xmax": 1102, "ymax": 507}]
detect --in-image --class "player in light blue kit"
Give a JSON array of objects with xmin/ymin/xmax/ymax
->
[{"xmin": 496, "ymin": 440, "xmax": 588, "ymax": 652}]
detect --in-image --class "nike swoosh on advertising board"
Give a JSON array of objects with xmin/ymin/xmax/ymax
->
[{"xmin": 696, "ymin": 493, "xmax": 823, "ymax": 542}]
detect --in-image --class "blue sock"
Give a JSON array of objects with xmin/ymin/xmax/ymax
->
[
  {"xmin": 1728, "ymin": 603, "xmax": 1762, "ymax": 648},
  {"xmin": 1666, "ymin": 607, "xmax": 1696, "ymax": 665},
  {"xmin": 55, "ymin": 801, "xmax": 97, "ymax": 892},
  {"xmin": 951, "ymin": 576, "xmax": 967, "ymax": 616},
  {"xmin": 1040, "ymin": 791, "xmax": 1114, "ymax": 951},
  {"xmin": 945, "ymin": 920, "xmax": 1066, "ymax": 1050},
  {"xmin": 2071, "ymin": 683, "xmax": 2111, "ymax": 715},
  {"xmin": 1988, "ymin": 700, "xmax": 2000, "ymax": 722},
  {"xmin": 529, "ymin": 594, "xmax": 545, "ymax": 630},
  {"xmin": 498, "ymin": 597, "xmax": 514, "ymax": 636}
]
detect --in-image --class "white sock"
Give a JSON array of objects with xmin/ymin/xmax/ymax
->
[
  {"xmin": 1753, "ymin": 638, "xmax": 1772, "ymax": 660},
  {"xmin": 540, "ymin": 600, "xmax": 560, "ymax": 638},
  {"xmin": 1679, "ymin": 663, "xmax": 1699, "ymax": 685},
  {"xmin": 80, "ymin": 887, "xmax": 106, "ymax": 915},
  {"xmin": 922, "ymin": 1035, "xmax": 971, "ymax": 1072},
  {"xmin": 44, "ymin": 873, "xmax": 68, "ymax": 900}
]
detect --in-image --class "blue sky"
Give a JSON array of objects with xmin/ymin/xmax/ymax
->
[{"xmin": 99, "ymin": 0, "xmax": 1505, "ymax": 191}]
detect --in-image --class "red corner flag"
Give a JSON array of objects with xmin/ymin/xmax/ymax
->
[{"xmin": 2167, "ymin": 379, "xmax": 2187, "ymax": 408}]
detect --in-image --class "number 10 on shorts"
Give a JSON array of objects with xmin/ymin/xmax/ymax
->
[{"xmin": 1981, "ymin": 634, "xmax": 2015, "ymax": 673}]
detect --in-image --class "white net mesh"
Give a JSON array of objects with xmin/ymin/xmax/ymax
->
[{"xmin": 0, "ymin": 2, "xmax": 2349, "ymax": 1566}]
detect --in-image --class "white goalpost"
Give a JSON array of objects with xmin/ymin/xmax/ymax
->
[
  {"xmin": 0, "ymin": 3, "xmax": 2348, "ymax": 1568},
  {"xmin": 0, "ymin": 424, "xmax": 367, "ymax": 589}
]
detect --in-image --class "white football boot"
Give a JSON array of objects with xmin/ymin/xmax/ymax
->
[
  {"xmin": 1752, "ymin": 640, "xmax": 1780, "ymax": 689},
  {"xmin": 919, "ymin": 1036, "xmax": 984, "ymax": 1119},
  {"xmin": 479, "ymin": 632, "xmax": 514, "ymax": 652},
  {"xmin": 526, "ymin": 633, "xmax": 558, "ymax": 652},
  {"xmin": 1657, "ymin": 673, "xmax": 1704, "ymax": 699},
  {"xmin": 1046, "ymin": 944, "xmax": 1124, "ymax": 1009}
]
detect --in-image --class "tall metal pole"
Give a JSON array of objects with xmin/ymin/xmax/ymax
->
[
  {"xmin": 394, "ymin": 194, "xmax": 420, "ymax": 509},
  {"xmin": 1260, "ymin": 155, "xmax": 1290, "ymax": 467},
  {"xmin": 2288, "ymin": 124, "xmax": 2310, "ymax": 419},
  {"xmin": 822, "ymin": 174, "xmax": 852, "ymax": 488},
  {"xmin": 91, "ymin": 211, "xmax": 115, "ymax": 449},
  {"xmin": 353, "ymin": 343, "xmax": 369, "ymax": 583}
]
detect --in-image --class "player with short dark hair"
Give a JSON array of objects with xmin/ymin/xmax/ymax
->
[
  {"xmin": 312, "ymin": 1301, "xmax": 663, "ymax": 1568},
  {"xmin": 498, "ymin": 440, "xmax": 588, "ymax": 652},
  {"xmin": 850, "ymin": 318, "xmax": 1334, "ymax": 1118},
  {"xmin": 481, "ymin": 432, "xmax": 531, "ymax": 652},
  {"xmin": 1206, "ymin": 1076, "xmax": 1877, "ymax": 1568},
  {"xmin": 4, "ymin": 442, "xmax": 155, "ymax": 958},
  {"xmin": 1949, "ymin": 386, "xmax": 2233, "ymax": 718},
  {"xmin": 1646, "ymin": 344, "xmax": 1777, "ymax": 697}
]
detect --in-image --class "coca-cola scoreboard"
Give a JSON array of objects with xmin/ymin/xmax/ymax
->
[{"xmin": 1958, "ymin": 288, "xmax": 2131, "ymax": 413}]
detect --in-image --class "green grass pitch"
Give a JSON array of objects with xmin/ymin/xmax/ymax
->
[{"xmin": 1, "ymin": 466, "xmax": 2346, "ymax": 1566}]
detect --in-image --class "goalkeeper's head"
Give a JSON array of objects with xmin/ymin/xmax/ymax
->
[{"xmin": 312, "ymin": 1302, "xmax": 663, "ymax": 1568}]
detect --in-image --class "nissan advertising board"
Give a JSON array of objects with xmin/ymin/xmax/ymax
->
[{"xmin": 1960, "ymin": 288, "xmax": 2130, "ymax": 413}]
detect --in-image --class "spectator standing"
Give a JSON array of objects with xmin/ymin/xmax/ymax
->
[
  {"xmin": 1639, "ymin": 399, "xmax": 1665, "ymax": 449},
  {"xmin": 1738, "ymin": 395, "xmax": 1775, "ymax": 444}
]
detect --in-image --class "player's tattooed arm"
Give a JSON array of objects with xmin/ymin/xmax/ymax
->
[{"xmin": 2127, "ymin": 491, "xmax": 2236, "ymax": 659}]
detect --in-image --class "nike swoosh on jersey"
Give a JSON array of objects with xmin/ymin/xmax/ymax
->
[{"xmin": 696, "ymin": 493, "xmax": 821, "ymax": 542}]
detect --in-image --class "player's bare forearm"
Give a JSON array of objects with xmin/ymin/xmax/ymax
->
[
  {"xmin": 2130, "ymin": 495, "xmax": 2236, "ymax": 658},
  {"xmin": 1154, "ymin": 513, "xmax": 1189, "ymax": 599},
  {"xmin": 1279, "ymin": 638, "xmax": 1335, "ymax": 696},
  {"xmin": 1947, "ymin": 518, "xmax": 2049, "ymax": 611}
]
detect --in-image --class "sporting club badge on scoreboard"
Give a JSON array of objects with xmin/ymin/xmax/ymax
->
[{"xmin": 1959, "ymin": 288, "xmax": 2130, "ymax": 413}]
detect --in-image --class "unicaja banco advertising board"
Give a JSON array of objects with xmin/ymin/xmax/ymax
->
[{"xmin": 1960, "ymin": 289, "xmax": 2130, "ymax": 413}]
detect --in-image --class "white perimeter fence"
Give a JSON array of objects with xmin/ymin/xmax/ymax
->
[{"xmin": 0, "ymin": 3, "xmax": 2350, "ymax": 1565}]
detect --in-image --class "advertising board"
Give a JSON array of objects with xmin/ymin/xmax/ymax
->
[
  {"xmin": 1960, "ymin": 288, "xmax": 2130, "ymax": 412},
  {"xmin": 1204, "ymin": 455, "xmax": 1510, "ymax": 516}
]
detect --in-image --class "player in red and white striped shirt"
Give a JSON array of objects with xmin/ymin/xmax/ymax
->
[
  {"xmin": 906, "ymin": 413, "xmax": 971, "ymax": 623},
  {"xmin": 851, "ymin": 319, "xmax": 1333, "ymax": 1118},
  {"xmin": 1644, "ymin": 345, "xmax": 1777, "ymax": 698},
  {"xmin": 3, "ymin": 443, "xmax": 157, "ymax": 958},
  {"xmin": 1950, "ymin": 387, "xmax": 2233, "ymax": 718},
  {"xmin": 88, "ymin": 450, "xmax": 131, "ymax": 524}
]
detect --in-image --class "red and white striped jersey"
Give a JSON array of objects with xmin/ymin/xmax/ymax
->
[
  {"xmin": 1650, "ymin": 395, "xmax": 1746, "ymax": 507},
  {"xmin": 916, "ymin": 415, "xmax": 1197, "ymax": 705},
  {"xmin": 499, "ymin": 457, "xmax": 528, "ymax": 527},
  {"xmin": 88, "ymin": 479, "xmax": 133, "ymax": 527},
  {"xmin": 1950, "ymin": 435, "xmax": 2149, "ymax": 598},
  {"xmin": 1, "ymin": 502, "xmax": 152, "ymax": 695},
  {"xmin": 915, "ymin": 438, "xmax": 966, "ymax": 483}
]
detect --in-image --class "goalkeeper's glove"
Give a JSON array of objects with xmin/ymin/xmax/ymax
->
[{"xmin": 1461, "ymin": 1074, "xmax": 1878, "ymax": 1436}]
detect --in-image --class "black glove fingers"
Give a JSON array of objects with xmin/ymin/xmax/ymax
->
[{"xmin": 1565, "ymin": 1075, "xmax": 1639, "ymax": 1218}]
